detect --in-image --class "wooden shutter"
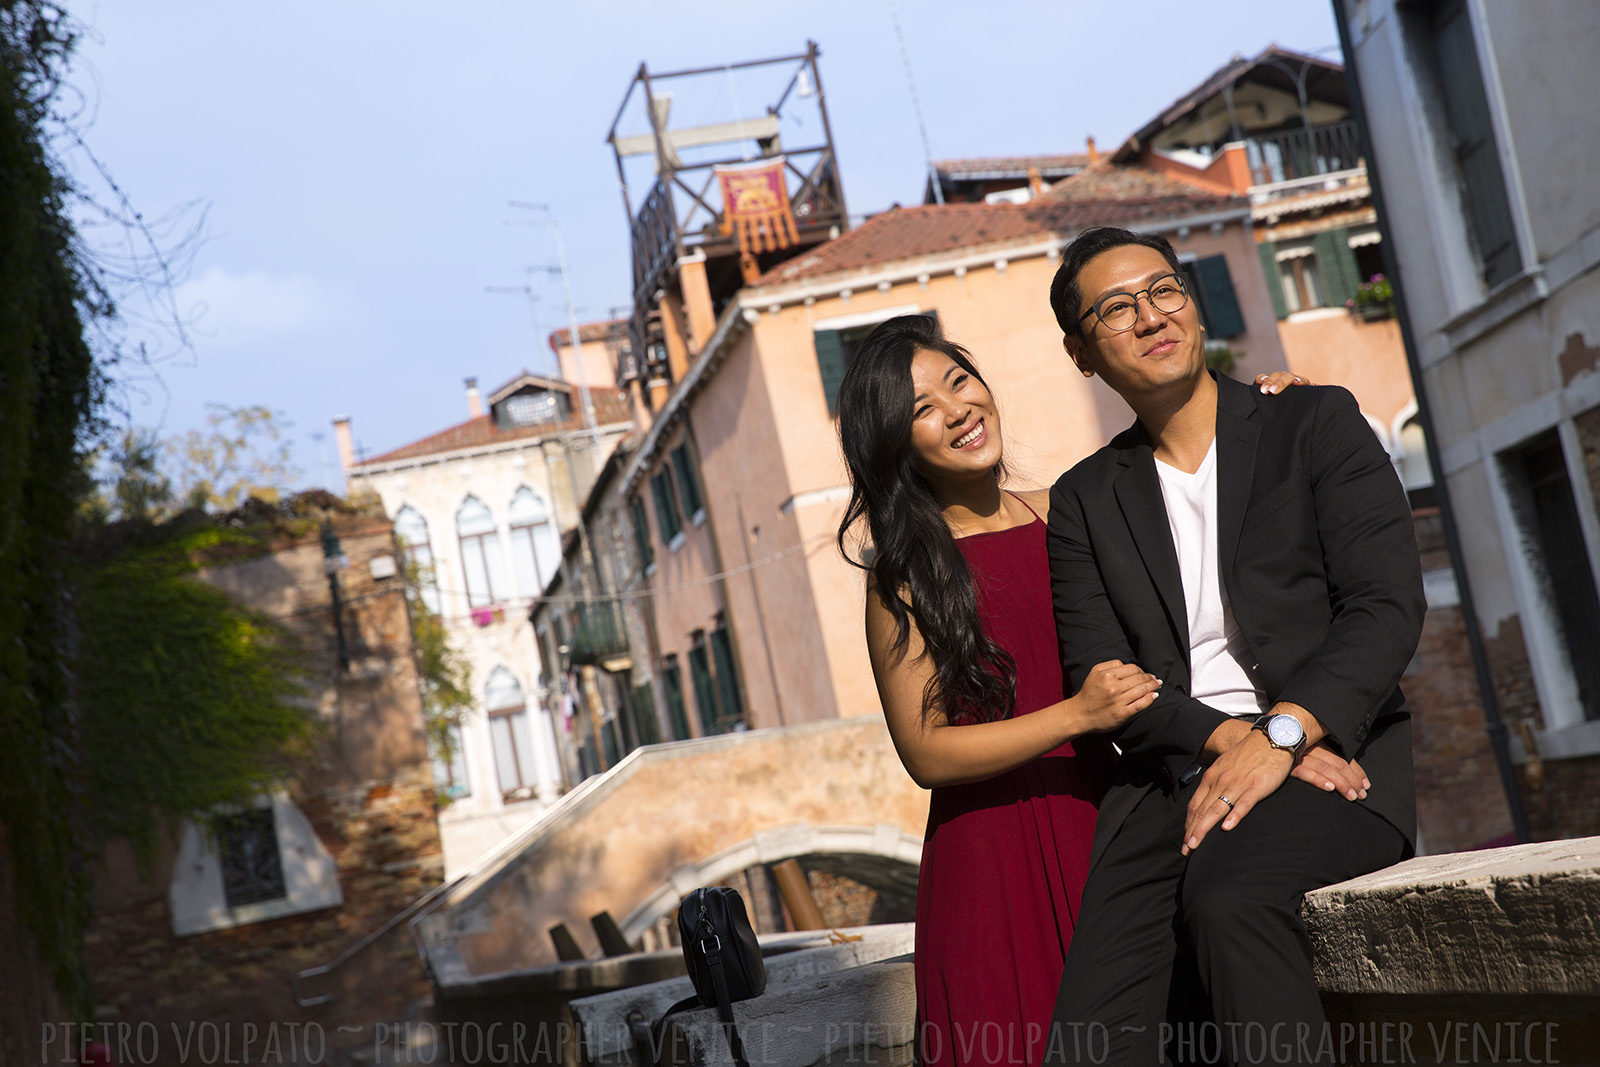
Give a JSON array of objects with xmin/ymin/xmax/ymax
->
[
  {"xmin": 1433, "ymin": 0, "xmax": 1521, "ymax": 288},
  {"xmin": 671, "ymin": 445, "xmax": 703, "ymax": 517},
  {"xmin": 815, "ymin": 329, "xmax": 848, "ymax": 415},
  {"xmin": 1312, "ymin": 228, "xmax": 1357, "ymax": 308},
  {"xmin": 661, "ymin": 659, "xmax": 690, "ymax": 739},
  {"xmin": 688, "ymin": 641, "xmax": 719, "ymax": 733},
  {"xmin": 630, "ymin": 683, "xmax": 661, "ymax": 746},
  {"xmin": 709, "ymin": 626, "xmax": 745, "ymax": 728},
  {"xmin": 1191, "ymin": 255, "xmax": 1246, "ymax": 338},
  {"xmin": 629, "ymin": 496, "xmax": 654, "ymax": 568},
  {"xmin": 650, "ymin": 473, "xmax": 680, "ymax": 542},
  {"xmin": 1257, "ymin": 241, "xmax": 1289, "ymax": 319}
]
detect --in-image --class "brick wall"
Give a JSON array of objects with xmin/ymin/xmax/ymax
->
[
  {"xmin": 1464, "ymin": 404, "xmax": 1600, "ymax": 845},
  {"xmin": 1404, "ymin": 510, "xmax": 1517, "ymax": 852},
  {"xmin": 78, "ymin": 503, "xmax": 446, "ymax": 1059},
  {"xmin": 1514, "ymin": 403, "xmax": 1600, "ymax": 843}
]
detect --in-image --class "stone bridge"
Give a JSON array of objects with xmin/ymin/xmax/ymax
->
[{"xmin": 412, "ymin": 717, "xmax": 929, "ymax": 980}]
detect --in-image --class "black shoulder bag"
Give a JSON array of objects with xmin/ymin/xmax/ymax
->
[{"xmin": 651, "ymin": 886, "xmax": 767, "ymax": 1067}]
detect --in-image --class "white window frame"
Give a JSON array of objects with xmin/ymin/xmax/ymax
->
[
  {"xmin": 169, "ymin": 792, "xmax": 342, "ymax": 936},
  {"xmin": 1484, "ymin": 412, "xmax": 1600, "ymax": 748}
]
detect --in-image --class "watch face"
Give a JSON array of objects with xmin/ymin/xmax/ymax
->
[{"xmin": 1267, "ymin": 715, "xmax": 1305, "ymax": 748}]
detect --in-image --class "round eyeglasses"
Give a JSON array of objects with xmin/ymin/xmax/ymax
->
[{"xmin": 1078, "ymin": 273, "xmax": 1190, "ymax": 333}]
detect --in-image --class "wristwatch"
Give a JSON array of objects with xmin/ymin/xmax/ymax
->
[{"xmin": 1252, "ymin": 713, "xmax": 1307, "ymax": 758}]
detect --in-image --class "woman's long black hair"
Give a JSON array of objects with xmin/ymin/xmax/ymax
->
[{"xmin": 835, "ymin": 314, "xmax": 1016, "ymax": 724}]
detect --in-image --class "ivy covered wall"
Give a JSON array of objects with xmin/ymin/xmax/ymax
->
[{"xmin": 1, "ymin": 0, "xmax": 100, "ymax": 1024}]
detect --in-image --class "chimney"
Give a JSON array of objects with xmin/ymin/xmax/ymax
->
[
  {"xmin": 465, "ymin": 377, "xmax": 484, "ymax": 418},
  {"xmin": 332, "ymin": 416, "xmax": 356, "ymax": 470},
  {"xmin": 1086, "ymin": 135, "xmax": 1098, "ymax": 163}
]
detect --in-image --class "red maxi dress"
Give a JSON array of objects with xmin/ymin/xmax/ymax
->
[{"xmin": 914, "ymin": 505, "xmax": 1112, "ymax": 1067}]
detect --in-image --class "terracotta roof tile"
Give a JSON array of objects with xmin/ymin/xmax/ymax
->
[
  {"xmin": 752, "ymin": 202, "xmax": 1055, "ymax": 286},
  {"xmin": 355, "ymin": 389, "xmax": 633, "ymax": 466},
  {"xmin": 1040, "ymin": 160, "xmax": 1241, "ymax": 204},
  {"xmin": 750, "ymin": 164, "xmax": 1242, "ymax": 288},
  {"xmin": 547, "ymin": 317, "xmax": 628, "ymax": 350},
  {"xmin": 934, "ymin": 153, "xmax": 1089, "ymax": 177}
]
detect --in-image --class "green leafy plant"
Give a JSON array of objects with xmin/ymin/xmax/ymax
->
[
  {"xmin": 1350, "ymin": 273, "xmax": 1395, "ymax": 315},
  {"xmin": 76, "ymin": 520, "xmax": 322, "ymax": 860},
  {"xmin": 1205, "ymin": 345, "xmax": 1242, "ymax": 377},
  {"xmin": 2, "ymin": 0, "xmax": 104, "ymax": 1015},
  {"xmin": 400, "ymin": 553, "xmax": 474, "ymax": 806}
]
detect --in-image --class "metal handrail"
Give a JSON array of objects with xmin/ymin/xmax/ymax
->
[{"xmin": 291, "ymin": 878, "xmax": 456, "ymax": 1008}]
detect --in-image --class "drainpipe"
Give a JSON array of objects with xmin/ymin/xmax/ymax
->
[{"xmin": 1333, "ymin": 0, "xmax": 1529, "ymax": 843}]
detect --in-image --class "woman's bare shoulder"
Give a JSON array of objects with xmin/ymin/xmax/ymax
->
[{"xmin": 1012, "ymin": 487, "xmax": 1052, "ymax": 518}]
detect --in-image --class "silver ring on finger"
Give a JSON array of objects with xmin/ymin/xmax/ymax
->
[{"xmin": 1217, "ymin": 795, "xmax": 1236, "ymax": 809}]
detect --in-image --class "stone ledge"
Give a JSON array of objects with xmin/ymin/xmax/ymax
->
[
  {"xmin": 571, "ymin": 925, "xmax": 915, "ymax": 1067},
  {"xmin": 659, "ymin": 957, "xmax": 915, "ymax": 1067},
  {"xmin": 1304, "ymin": 836, "xmax": 1600, "ymax": 996}
]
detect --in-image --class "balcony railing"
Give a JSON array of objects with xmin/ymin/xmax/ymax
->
[
  {"xmin": 567, "ymin": 601, "xmax": 628, "ymax": 667},
  {"xmin": 1248, "ymin": 120, "xmax": 1362, "ymax": 186}
]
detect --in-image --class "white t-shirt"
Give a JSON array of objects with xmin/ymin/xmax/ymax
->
[{"xmin": 1154, "ymin": 441, "xmax": 1268, "ymax": 719}]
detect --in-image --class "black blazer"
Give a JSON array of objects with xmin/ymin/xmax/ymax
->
[{"xmin": 1047, "ymin": 373, "xmax": 1425, "ymax": 869}]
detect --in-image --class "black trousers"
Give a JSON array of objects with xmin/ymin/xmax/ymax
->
[{"xmin": 1046, "ymin": 776, "xmax": 1407, "ymax": 1067}]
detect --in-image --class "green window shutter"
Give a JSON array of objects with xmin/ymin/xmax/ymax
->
[
  {"xmin": 650, "ymin": 472, "xmax": 680, "ymax": 542},
  {"xmin": 1192, "ymin": 255, "xmax": 1246, "ymax": 338},
  {"xmin": 661, "ymin": 660, "xmax": 689, "ymax": 739},
  {"xmin": 687, "ymin": 641, "xmax": 719, "ymax": 733},
  {"xmin": 1257, "ymin": 241, "xmax": 1288, "ymax": 320},
  {"xmin": 630, "ymin": 683, "xmax": 660, "ymax": 745},
  {"xmin": 709, "ymin": 626, "xmax": 745, "ymax": 728},
  {"xmin": 815, "ymin": 329, "xmax": 848, "ymax": 415},
  {"xmin": 601, "ymin": 720, "xmax": 621, "ymax": 767},
  {"xmin": 629, "ymin": 495, "xmax": 654, "ymax": 568},
  {"xmin": 671, "ymin": 445, "xmax": 703, "ymax": 517},
  {"xmin": 1312, "ymin": 228, "xmax": 1357, "ymax": 308}
]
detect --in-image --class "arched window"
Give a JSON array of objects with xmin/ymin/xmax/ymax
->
[
  {"xmin": 485, "ymin": 667, "xmax": 534, "ymax": 798},
  {"xmin": 456, "ymin": 496, "xmax": 507, "ymax": 608},
  {"xmin": 1397, "ymin": 417, "xmax": 1434, "ymax": 493},
  {"xmin": 509, "ymin": 487, "xmax": 560, "ymax": 599},
  {"xmin": 394, "ymin": 506, "xmax": 441, "ymax": 615},
  {"xmin": 428, "ymin": 714, "xmax": 469, "ymax": 800}
]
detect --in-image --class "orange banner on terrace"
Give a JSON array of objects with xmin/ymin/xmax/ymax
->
[{"xmin": 715, "ymin": 157, "xmax": 800, "ymax": 256}]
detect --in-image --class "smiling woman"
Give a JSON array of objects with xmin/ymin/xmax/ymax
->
[
  {"xmin": 907, "ymin": 347, "xmax": 1004, "ymax": 487},
  {"xmin": 835, "ymin": 314, "xmax": 1160, "ymax": 1067}
]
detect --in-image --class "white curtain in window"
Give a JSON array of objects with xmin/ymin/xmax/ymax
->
[
  {"xmin": 485, "ymin": 668, "xmax": 535, "ymax": 796},
  {"xmin": 394, "ymin": 506, "xmax": 441, "ymax": 615},
  {"xmin": 457, "ymin": 496, "xmax": 508, "ymax": 608},
  {"xmin": 532, "ymin": 704, "xmax": 563, "ymax": 789},
  {"xmin": 428, "ymin": 719, "xmax": 469, "ymax": 798},
  {"xmin": 508, "ymin": 487, "xmax": 560, "ymax": 598},
  {"xmin": 1397, "ymin": 419, "xmax": 1434, "ymax": 491}
]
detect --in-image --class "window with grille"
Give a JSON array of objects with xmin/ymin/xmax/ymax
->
[{"xmin": 215, "ymin": 807, "xmax": 286, "ymax": 908}]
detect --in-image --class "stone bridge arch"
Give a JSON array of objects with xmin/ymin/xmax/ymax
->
[
  {"xmin": 414, "ymin": 717, "xmax": 929, "ymax": 980},
  {"xmin": 621, "ymin": 821, "xmax": 924, "ymax": 943}
]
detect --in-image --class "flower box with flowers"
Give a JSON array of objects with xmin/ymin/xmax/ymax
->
[{"xmin": 1347, "ymin": 274, "xmax": 1395, "ymax": 322}]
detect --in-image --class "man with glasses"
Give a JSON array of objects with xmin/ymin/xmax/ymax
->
[{"xmin": 1041, "ymin": 227, "xmax": 1423, "ymax": 1065}]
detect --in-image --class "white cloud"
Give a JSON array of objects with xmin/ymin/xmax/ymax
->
[{"xmin": 174, "ymin": 266, "xmax": 334, "ymax": 341}]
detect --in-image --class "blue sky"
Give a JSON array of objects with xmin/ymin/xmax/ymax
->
[{"xmin": 65, "ymin": 1, "xmax": 1339, "ymax": 489}]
